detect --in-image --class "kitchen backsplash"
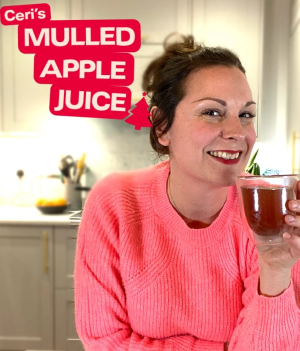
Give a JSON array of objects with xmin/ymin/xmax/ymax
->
[
  {"xmin": 0, "ymin": 113, "xmax": 293, "ymax": 206},
  {"xmin": 0, "ymin": 116, "xmax": 159, "ymax": 206}
]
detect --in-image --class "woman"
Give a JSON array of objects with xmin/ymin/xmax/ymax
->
[{"xmin": 74, "ymin": 38, "xmax": 300, "ymax": 350}]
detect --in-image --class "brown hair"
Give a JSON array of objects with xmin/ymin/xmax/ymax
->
[{"xmin": 143, "ymin": 35, "xmax": 246, "ymax": 158}]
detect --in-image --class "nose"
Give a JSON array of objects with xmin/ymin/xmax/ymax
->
[{"xmin": 220, "ymin": 115, "xmax": 246, "ymax": 141}]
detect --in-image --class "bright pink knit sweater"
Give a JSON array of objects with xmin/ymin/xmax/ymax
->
[{"xmin": 74, "ymin": 160, "xmax": 300, "ymax": 350}]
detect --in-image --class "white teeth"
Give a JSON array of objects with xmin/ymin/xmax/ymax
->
[{"xmin": 209, "ymin": 151, "xmax": 240, "ymax": 160}]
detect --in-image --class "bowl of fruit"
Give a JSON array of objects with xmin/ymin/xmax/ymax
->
[{"xmin": 35, "ymin": 197, "xmax": 69, "ymax": 214}]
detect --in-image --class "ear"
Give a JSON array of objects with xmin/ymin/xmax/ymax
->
[{"xmin": 150, "ymin": 106, "xmax": 171, "ymax": 146}]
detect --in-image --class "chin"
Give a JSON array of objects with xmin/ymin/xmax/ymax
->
[{"xmin": 219, "ymin": 170, "xmax": 242, "ymax": 187}]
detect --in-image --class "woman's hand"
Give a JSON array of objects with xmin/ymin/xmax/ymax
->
[{"xmin": 256, "ymin": 181, "xmax": 300, "ymax": 296}]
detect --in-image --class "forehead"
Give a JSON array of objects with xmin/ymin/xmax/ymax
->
[{"xmin": 183, "ymin": 65, "xmax": 253, "ymax": 101}]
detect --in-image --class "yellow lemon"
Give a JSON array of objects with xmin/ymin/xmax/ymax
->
[
  {"xmin": 52, "ymin": 198, "xmax": 67, "ymax": 206},
  {"xmin": 36, "ymin": 197, "xmax": 67, "ymax": 206},
  {"xmin": 43, "ymin": 199, "xmax": 56, "ymax": 206},
  {"xmin": 36, "ymin": 198, "xmax": 46, "ymax": 206}
]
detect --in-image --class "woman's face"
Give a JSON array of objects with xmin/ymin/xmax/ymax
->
[{"xmin": 158, "ymin": 65, "xmax": 257, "ymax": 187}]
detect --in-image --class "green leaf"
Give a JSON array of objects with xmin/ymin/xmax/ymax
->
[
  {"xmin": 245, "ymin": 149, "xmax": 259, "ymax": 172},
  {"xmin": 253, "ymin": 163, "xmax": 260, "ymax": 175},
  {"xmin": 246, "ymin": 164, "xmax": 254, "ymax": 174},
  {"xmin": 249, "ymin": 163, "xmax": 260, "ymax": 175}
]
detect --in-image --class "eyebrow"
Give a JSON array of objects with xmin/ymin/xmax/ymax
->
[{"xmin": 192, "ymin": 97, "xmax": 256, "ymax": 107}]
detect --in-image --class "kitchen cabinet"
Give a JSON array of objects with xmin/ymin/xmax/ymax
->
[
  {"xmin": 55, "ymin": 289, "xmax": 84, "ymax": 351},
  {"xmin": 0, "ymin": 225, "xmax": 54, "ymax": 350},
  {"xmin": 70, "ymin": 0, "xmax": 264, "ymax": 103},
  {"xmin": 71, "ymin": 0, "xmax": 192, "ymax": 42},
  {"xmin": 54, "ymin": 226, "xmax": 84, "ymax": 351},
  {"xmin": 0, "ymin": 0, "xmax": 191, "ymax": 132},
  {"xmin": 0, "ymin": 0, "xmax": 265, "ymax": 132},
  {"xmin": 192, "ymin": 0, "xmax": 264, "ymax": 132},
  {"xmin": 0, "ymin": 219, "xmax": 84, "ymax": 351},
  {"xmin": 0, "ymin": 0, "xmax": 70, "ymax": 132},
  {"xmin": 70, "ymin": 0, "xmax": 192, "ymax": 101}
]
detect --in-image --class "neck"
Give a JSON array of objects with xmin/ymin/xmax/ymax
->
[{"xmin": 167, "ymin": 166, "xmax": 228, "ymax": 229}]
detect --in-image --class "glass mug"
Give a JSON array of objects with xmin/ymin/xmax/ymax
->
[{"xmin": 236, "ymin": 174, "xmax": 299, "ymax": 246}]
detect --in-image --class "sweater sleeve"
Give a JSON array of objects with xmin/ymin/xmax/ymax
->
[
  {"xmin": 228, "ymin": 241, "xmax": 300, "ymax": 350},
  {"xmin": 74, "ymin": 191, "xmax": 225, "ymax": 351}
]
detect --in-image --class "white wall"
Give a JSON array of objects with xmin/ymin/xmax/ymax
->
[
  {"xmin": 288, "ymin": 0, "xmax": 300, "ymax": 174},
  {"xmin": 255, "ymin": 0, "xmax": 291, "ymax": 173}
]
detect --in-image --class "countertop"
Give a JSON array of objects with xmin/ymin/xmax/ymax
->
[{"xmin": 0, "ymin": 206, "xmax": 73, "ymax": 226}]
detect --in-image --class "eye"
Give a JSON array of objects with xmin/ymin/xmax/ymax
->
[
  {"xmin": 202, "ymin": 109, "xmax": 223, "ymax": 117},
  {"xmin": 239, "ymin": 112, "xmax": 256, "ymax": 119}
]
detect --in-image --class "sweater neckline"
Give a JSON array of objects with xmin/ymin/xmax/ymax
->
[{"xmin": 152, "ymin": 160, "xmax": 238, "ymax": 245}]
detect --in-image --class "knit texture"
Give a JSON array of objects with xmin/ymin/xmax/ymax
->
[{"xmin": 74, "ymin": 160, "xmax": 300, "ymax": 350}]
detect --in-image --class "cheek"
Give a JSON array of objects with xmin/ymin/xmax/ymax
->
[
  {"xmin": 246, "ymin": 126, "xmax": 257, "ymax": 148},
  {"xmin": 190, "ymin": 124, "xmax": 219, "ymax": 147},
  {"xmin": 169, "ymin": 120, "xmax": 192, "ymax": 146},
  {"xmin": 170, "ymin": 119, "xmax": 219, "ymax": 154}
]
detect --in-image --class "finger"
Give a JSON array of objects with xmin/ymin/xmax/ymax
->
[
  {"xmin": 283, "ymin": 232, "xmax": 300, "ymax": 259},
  {"xmin": 285, "ymin": 215, "xmax": 300, "ymax": 238},
  {"xmin": 283, "ymin": 231, "xmax": 300, "ymax": 249},
  {"xmin": 288, "ymin": 200, "xmax": 300, "ymax": 212},
  {"xmin": 285, "ymin": 214, "xmax": 300, "ymax": 225}
]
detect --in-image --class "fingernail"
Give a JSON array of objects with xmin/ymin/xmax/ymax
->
[
  {"xmin": 290, "ymin": 201, "xmax": 298, "ymax": 210},
  {"xmin": 286, "ymin": 215, "xmax": 295, "ymax": 223}
]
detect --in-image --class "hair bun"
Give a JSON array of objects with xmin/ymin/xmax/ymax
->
[
  {"xmin": 142, "ymin": 33, "xmax": 197, "ymax": 91},
  {"xmin": 163, "ymin": 33, "xmax": 197, "ymax": 52}
]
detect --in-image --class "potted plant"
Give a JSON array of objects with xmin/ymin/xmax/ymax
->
[{"xmin": 245, "ymin": 149, "xmax": 260, "ymax": 175}]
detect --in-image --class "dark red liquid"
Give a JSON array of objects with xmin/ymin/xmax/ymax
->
[{"xmin": 241, "ymin": 186, "xmax": 295, "ymax": 236}]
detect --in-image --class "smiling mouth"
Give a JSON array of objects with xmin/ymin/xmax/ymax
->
[{"xmin": 208, "ymin": 151, "xmax": 241, "ymax": 160}]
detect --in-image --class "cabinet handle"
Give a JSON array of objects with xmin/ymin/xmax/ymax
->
[{"xmin": 43, "ymin": 231, "xmax": 48, "ymax": 274}]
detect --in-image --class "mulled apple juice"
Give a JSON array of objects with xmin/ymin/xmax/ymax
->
[{"xmin": 241, "ymin": 186, "xmax": 295, "ymax": 237}]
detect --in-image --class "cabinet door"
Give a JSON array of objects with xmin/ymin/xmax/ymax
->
[
  {"xmin": 70, "ymin": 0, "xmax": 192, "ymax": 101},
  {"xmin": 55, "ymin": 289, "xmax": 84, "ymax": 351},
  {"xmin": 54, "ymin": 226, "xmax": 78, "ymax": 289},
  {"xmin": 0, "ymin": 225, "xmax": 54, "ymax": 350},
  {"xmin": 54, "ymin": 226, "xmax": 84, "ymax": 350},
  {"xmin": 192, "ymin": 0, "xmax": 264, "ymax": 131},
  {"xmin": 0, "ymin": 0, "xmax": 70, "ymax": 132}
]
